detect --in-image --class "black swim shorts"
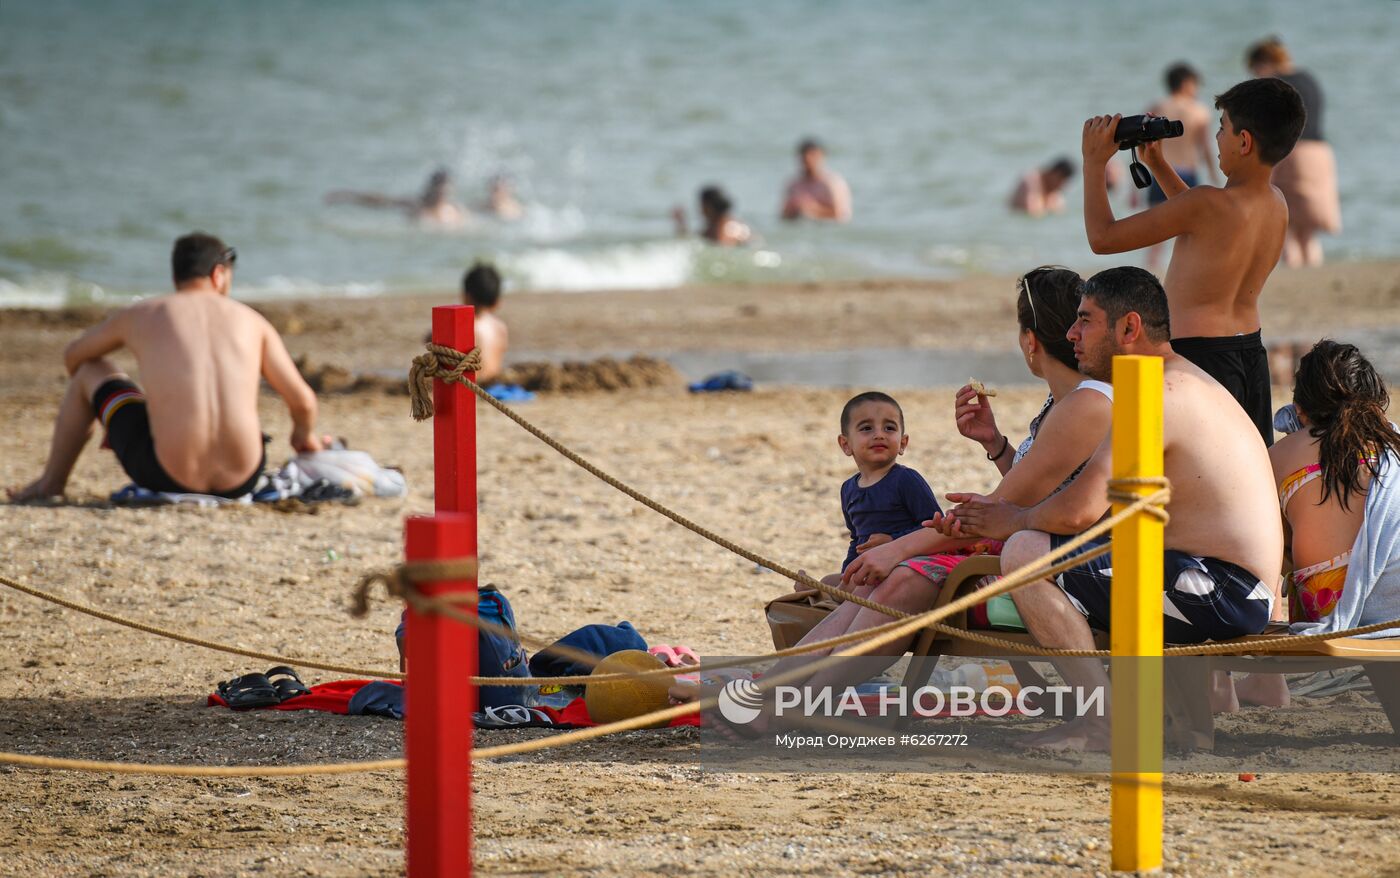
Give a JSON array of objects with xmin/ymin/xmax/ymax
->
[
  {"xmin": 92, "ymin": 378, "xmax": 263, "ymax": 498},
  {"xmin": 1146, "ymin": 168, "xmax": 1199, "ymax": 206},
  {"xmin": 1171, "ymin": 330, "xmax": 1273, "ymax": 446},
  {"xmin": 1048, "ymin": 534, "xmax": 1274, "ymax": 644}
]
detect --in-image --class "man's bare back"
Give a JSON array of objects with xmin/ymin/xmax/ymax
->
[
  {"xmin": 10, "ymin": 234, "xmax": 323, "ymax": 501},
  {"xmin": 1159, "ymin": 353, "xmax": 1282, "ymax": 586},
  {"xmin": 114, "ymin": 293, "xmax": 288, "ymax": 491},
  {"xmin": 473, "ymin": 310, "xmax": 509, "ymax": 385}
]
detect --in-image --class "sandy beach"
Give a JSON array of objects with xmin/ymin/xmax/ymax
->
[{"xmin": 4, "ymin": 264, "xmax": 1400, "ymax": 877}]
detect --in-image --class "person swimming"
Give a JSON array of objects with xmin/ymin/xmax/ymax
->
[
  {"xmin": 481, "ymin": 174, "xmax": 525, "ymax": 221},
  {"xmin": 325, "ymin": 167, "xmax": 467, "ymax": 227},
  {"xmin": 673, "ymin": 185, "xmax": 752, "ymax": 246}
]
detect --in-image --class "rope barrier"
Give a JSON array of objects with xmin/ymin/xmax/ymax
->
[
  {"xmin": 0, "ymin": 512, "xmax": 1126, "ymax": 776},
  {"xmin": 0, "ymin": 572, "xmax": 404, "ymax": 680},
  {"xmin": 5, "ymin": 348, "xmax": 1396, "ymax": 776},
  {"xmin": 0, "ymin": 752, "xmax": 405, "ymax": 776}
]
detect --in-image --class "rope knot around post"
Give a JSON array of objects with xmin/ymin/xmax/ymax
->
[
  {"xmin": 1105, "ymin": 476, "xmax": 1171, "ymax": 524},
  {"xmin": 409, "ymin": 343, "xmax": 484, "ymax": 421},
  {"xmin": 350, "ymin": 558, "xmax": 479, "ymax": 620}
]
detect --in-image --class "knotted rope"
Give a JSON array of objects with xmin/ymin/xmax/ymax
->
[
  {"xmin": 350, "ymin": 558, "xmax": 480, "ymax": 619},
  {"xmin": 409, "ymin": 343, "xmax": 482, "ymax": 421},
  {"xmin": 1105, "ymin": 476, "xmax": 1171, "ymax": 524}
]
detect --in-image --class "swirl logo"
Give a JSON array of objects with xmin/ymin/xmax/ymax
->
[{"xmin": 717, "ymin": 678, "xmax": 764, "ymax": 725}]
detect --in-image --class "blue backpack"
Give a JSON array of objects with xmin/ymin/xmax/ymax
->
[
  {"xmin": 475, "ymin": 586, "xmax": 534, "ymax": 709},
  {"xmin": 394, "ymin": 586, "xmax": 534, "ymax": 709}
]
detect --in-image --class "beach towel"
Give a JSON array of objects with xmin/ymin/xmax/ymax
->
[
  {"xmin": 1272, "ymin": 140, "xmax": 1342, "ymax": 234},
  {"xmin": 1291, "ymin": 450, "xmax": 1400, "ymax": 640},
  {"xmin": 110, "ymin": 447, "xmax": 402, "ymax": 506},
  {"xmin": 209, "ymin": 678, "xmax": 701, "ymax": 728},
  {"xmin": 110, "ymin": 475, "xmax": 354, "ymax": 506},
  {"xmin": 110, "ymin": 483, "xmax": 256, "ymax": 507}
]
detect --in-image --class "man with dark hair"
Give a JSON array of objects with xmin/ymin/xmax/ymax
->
[
  {"xmin": 1080, "ymin": 77, "xmax": 1306, "ymax": 446},
  {"xmin": 463, "ymin": 261, "xmax": 508, "ymax": 384},
  {"xmin": 9, "ymin": 233, "xmax": 327, "ymax": 501},
  {"xmin": 943, "ymin": 265, "xmax": 1282, "ymax": 749},
  {"xmin": 781, "ymin": 138, "xmax": 851, "ymax": 222},
  {"xmin": 1077, "ymin": 266, "xmax": 1172, "ymax": 345}
]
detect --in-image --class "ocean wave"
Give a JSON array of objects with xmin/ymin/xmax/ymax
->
[
  {"xmin": 0, "ymin": 274, "xmax": 114, "ymax": 308},
  {"xmin": 498, "ymin": 240, "xmax": 697, "ymax": 292}
]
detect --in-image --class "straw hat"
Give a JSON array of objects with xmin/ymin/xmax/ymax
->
[{"xmin": 584, "ymin": 649, "xmax": 671, "ymax": 728}]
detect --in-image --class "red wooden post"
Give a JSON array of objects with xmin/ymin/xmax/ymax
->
[
  {"xmin": 404, "ymin": 304, "xmax": 478, "ymax": 877},
  {"xmin": 433, "ymin": 305, "xmax": 477, "ymax": 515},
  {"xmin": 405, "ymin": 514, "xmax": 476, "ymax": 876}
]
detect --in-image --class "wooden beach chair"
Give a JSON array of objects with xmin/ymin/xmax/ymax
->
[{"xmin": 899, "ymin": 555, "xmax": 1400, "ymax": 748}]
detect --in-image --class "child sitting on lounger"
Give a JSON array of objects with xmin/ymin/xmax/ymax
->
[{"xmin": 804, "ymin": 392, "xmax": 940, "ymax": 590}]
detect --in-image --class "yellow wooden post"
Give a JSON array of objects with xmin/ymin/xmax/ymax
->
[{"xmin": 1110, "ymin": 355, "xmax": 1164, "ymax": 873}]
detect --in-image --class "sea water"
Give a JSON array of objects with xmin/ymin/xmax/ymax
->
[{"xmin": 2, "ymin": 0, "xmax": 1397, "ymax": 306}]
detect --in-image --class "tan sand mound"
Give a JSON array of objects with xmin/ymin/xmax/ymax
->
[
  {"xmin": 498, "ymin": 355, "xmax": 682, "ymax": 394},
  {"xmin": 294, "ymin": 354, "xmax": 681, "ymax": 396}
]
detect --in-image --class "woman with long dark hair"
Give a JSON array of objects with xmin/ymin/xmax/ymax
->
[{"xmin": 1272, "ymin": 340, "xmax": 1400, "ymax": 629}]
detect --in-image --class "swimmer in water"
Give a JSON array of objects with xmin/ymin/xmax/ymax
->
[
  {"xmin": 325, "ymin": 167, "xmax": 467, "ymax": 227},
  {"xmin": 1009, "ymin": 156, "xmax": 1076, "ymax": 217},
  {"xmin": 673, "ymin": 185, "xmax": 752, "ymax": 246},
  {"xmin": 481, "ymin": 175, "xmax": 525, "ymax": 221},
  {"xmin": 781, "ymin": 138, "xmax": 852, "ymax": 222}
]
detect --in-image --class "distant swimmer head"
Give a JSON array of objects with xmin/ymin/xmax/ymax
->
[
  {"xmin": 698, "ymin": 185, "xmax": 733, "ymax": 219},
  {"xmin": 423, "ymin": 167, "xmax": 454, "ymax": 205},
  {"xmin": 1165, "ymin": 62, "xmax": 1200, "ymax": 96},
  {"xmin": 1042, "ymin": 157, "xmax": 1076, "ymax": 190},
  {"xmin": 462, "ymin": 261, "xmax": 502, "ymax": 309},
  {"xmin": 171, "ymin": 231, "xmax": 236, "ymax": 293},
  {"xmin": 797, "ymin": 137, "xmax": 826, "ymax": 172}
]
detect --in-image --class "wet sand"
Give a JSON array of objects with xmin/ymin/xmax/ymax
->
[{"xmin": 3, "ymin": 263, "xmax": 1400, "ymax": 876}]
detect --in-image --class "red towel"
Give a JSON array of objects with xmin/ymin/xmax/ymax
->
[{"xmin": 209, "ymin": 679, "xmax": 701, "ymax": 727}]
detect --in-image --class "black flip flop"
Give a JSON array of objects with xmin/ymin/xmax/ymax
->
[
  {"xmin": 217, "ymin": 673, "xmax": 280, "ymax": 710},
  {"xmin": 265, "ymin": 666, "xmax": 310, "ymax": 703}
]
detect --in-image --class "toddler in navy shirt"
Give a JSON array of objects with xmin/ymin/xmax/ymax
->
[{"xmin": 833, "ymin": 392, "xmax": 941, "ymax": 575}]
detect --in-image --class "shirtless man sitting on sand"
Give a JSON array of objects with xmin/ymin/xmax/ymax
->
[
  {"xmin": 9, "ymin": 232, "xmax": 328, "ymax": 502},
  {"xmin": 781, "ymin": 139, "xmax": 852, "ymax": 223},
  {"xmin": 942, "ymin": 267, "xmax": 1282, "ymax": 750}
]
